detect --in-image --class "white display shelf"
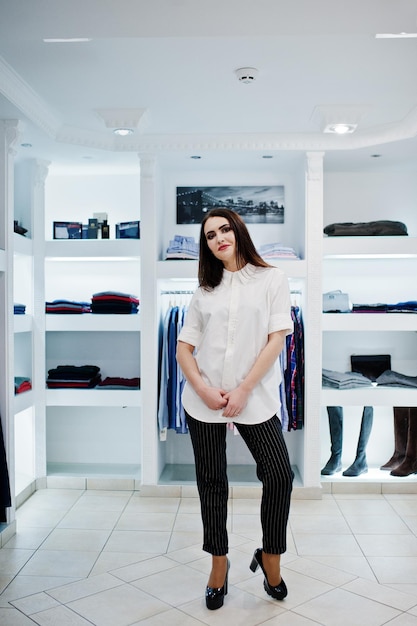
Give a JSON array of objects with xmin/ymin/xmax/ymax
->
[
  {"xmin": 323, "ymin": 236, "xmax": 417, "ymax": 258},
  {"xmin": 322, "ymin": 387, "xmax": 417, "ymax": 406},
  {"xmin": 157, "ymin": 258, "xmax": 306, "ymax": 280},
  {"xmin": 46, "ymin": 388, "xmax": 141, "ymax": 407},
  {"xmin": 322, "ymin": 313, "xmax": 417, "ymax": 332},
  {"xmin": 271, "ymin": 259, "xmax": 307, "ymax": 278},
  {"xmin": 45, "ymin": 314, "xmax": 140, "ymax": 332},
  {"xmin": 14, "ymin": 390, "xmax": 33, "ymax": 414},
  {"xmin": 14, "ymin": 314, "xmax": 33, "ymax": 333},
  {"xmin": 14, "ymin": 233, "xmax": 32, "ymax": 256},
  {"xmin": 47, "ymin": 462, "xmax": 141, "ymax": 479},
  {"xmin": 157, "ymin": 259, "xmax": 198, "ymax": 280},
  {"xmin": 45, "ymin": 239, "xmax": 140, "ymax": 259}
]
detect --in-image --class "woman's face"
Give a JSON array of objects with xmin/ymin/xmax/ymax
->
[{"xmin": 204, "ymin": 215, "xmax": 237, "ymax": 270}]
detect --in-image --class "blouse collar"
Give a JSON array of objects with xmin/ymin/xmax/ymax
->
[{"xmin": 222, "ymin": 263, "xmax": 257, "ymax": 285}]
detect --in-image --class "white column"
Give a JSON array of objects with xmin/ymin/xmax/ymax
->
[
  {"xmin": 31, "ymin": 160, "xmax": 50, "ymax": 483},
  {"xmin": 138, "ymin": 155, "xmax": 160, "ymax": 485},
  {"xmin": 303, "ymin": 151, "xmax": 324, "ymax": 489},
  {"xmin": 0, "ymin": 120, "xmax": 23, "ymax": 525}
]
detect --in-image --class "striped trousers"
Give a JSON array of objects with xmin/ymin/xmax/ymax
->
[{"xmin": 186, "ymin": 412, "xmax": 293, "ymax": 556}]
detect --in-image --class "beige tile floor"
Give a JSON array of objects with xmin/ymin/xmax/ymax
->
[{"xmin": 1, "ymin": 488, "xmax": 417, "ymax": 625}]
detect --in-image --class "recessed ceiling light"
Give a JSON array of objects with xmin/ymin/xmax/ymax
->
[
  {"xmin": 262, "ymin": 155, "xmax": 273, "ymax": 159},
  {"xmin": 82, "ymin": 155, "xmax": 93, "ymax": 160},
  {"xmin": 43, "ymin": 38, "xmax": 92, "ymax": 43},
  {"xmin": 371, "ymin": 154, "xmax": 382, "ymax": 158},
  {"xmin": 190, "ymin": 155, "xmax": 201, "ymax": 159},
  {"xmin": 20, "ymin": 143, "xmax": 32, "ymax": 148},
  {"xmin": 113, "ymin": 128, "xmax": 134, "ymax": 136},
  {"xmin": 324, "ymin": 123, "xmax": 357, "ymax": 134},
  {"xmin": 375, "ymin": 33, "xmax": 417, "ymax": 38}
]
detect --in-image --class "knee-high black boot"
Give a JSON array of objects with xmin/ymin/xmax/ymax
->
[
  {"xmin": 380, "ymin": 407, "xmax": 409, "ymax": 471},
  {"xmin": 343, "ymin": 406, "xmax": 373, "ymax": 476},
  {"xmin": 390, "ymin": 408, "xmax": 417, "ymax": 477},
  {"xmin": 321, "ymin": 406, "xmax": 343, "ymax": 475}
]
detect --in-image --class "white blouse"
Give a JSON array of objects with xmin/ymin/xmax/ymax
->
[{"xmin": 177, "ymin": 263, "xmax": 293, "ymax": 425}]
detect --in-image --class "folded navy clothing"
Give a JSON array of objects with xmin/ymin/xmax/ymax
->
[
  {"xmin": 91, "ymin": 303, "xmax": 138, "ymax": 314},
  {"xmin": 47, "ymin": 365, "xmax": 100, "ymax": 380},
  {"xmin": 386, "ymin": 301, "xmax": 417, "ymax": 312},
  {"xmin": 46, "ymin": 300, "xmax": 91, "ymax": 313}
]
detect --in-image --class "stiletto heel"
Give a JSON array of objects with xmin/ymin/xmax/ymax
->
[
  {"xmin": 250, "ymin": 553, "xmax": 259, "ymax": 572},
  {"xmin": 205, "ymin": 558, "xmax": 230, "ymax": 610},
  {"xmin": 249, "ymin": 548, "xmax": 287, "ymax": 601}
]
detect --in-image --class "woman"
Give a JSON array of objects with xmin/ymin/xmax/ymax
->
[{"xmin": 176, "ymin": 207, "xmax": 294, "ymax": 610}]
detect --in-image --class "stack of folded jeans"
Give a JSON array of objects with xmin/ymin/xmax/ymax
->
[
  {"xmin": 322, "ymin": 369, "xmax": 373, "ymax": 389},
  {"xmin": 46, "ymin": 300, "xmax": 91, "ymax": 314},
  {"xmin": 376, "ymin": 370, "xmax": 417, "ymax": 388}
]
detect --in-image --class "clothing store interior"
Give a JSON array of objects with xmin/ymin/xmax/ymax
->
[{"xmin": 1, "ymin": 1, "xmax": 417, "ymax": 624}]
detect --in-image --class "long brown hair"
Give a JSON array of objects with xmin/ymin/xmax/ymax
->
[{"xmin": 198, "ymin": 208, "xmax": 271, "ymax": 289}]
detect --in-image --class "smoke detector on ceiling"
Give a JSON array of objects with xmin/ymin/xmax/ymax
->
[{"xmin": 235, "ymin": 67, "xmax": 259, "ymax": 84}]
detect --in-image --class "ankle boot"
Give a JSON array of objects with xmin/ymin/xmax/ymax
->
[
  {"xmin": 380, "ymin": 407, "xmax": 408, "ymax": 470},
  {"xmin": 321, "ymin": 406, "xmax": 343, "ymax": 475},
  {"xmin": 343, "ymin": 406, "xmax": 373, "ymax": 477},
  {"xmin": 390, "ymin": 408, "xmax": 417, "ymax": 477}
]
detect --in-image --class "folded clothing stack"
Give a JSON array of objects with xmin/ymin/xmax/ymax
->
[
  {"xmin": 322, "ymin": 368, "xmax": 373, "ymax": 389},
  {"xmin": 98, "ymin": 377, "xmax": 140, "ymax": 389},
  {"xmin": 258, "ymin": 242, "xmax": 299, "ymax": 260},
  {"xmin": 165, "ymin": 235, "xmax": 199, "ymax": 260},
  {"xmin": 376, "ymin": 370, "xmax": 417, "ymax": 388},
  {"xmin": 353, "ymin": 301, "xmax": 417, "ymax": 313},
  {"xmin": 323, "ymin": 220, "xmax": 408, "ymax": 237},
  {"xmin": 14, "ymin": 303, "xmax": 26, "ymax": 315},
  {"xmin": 46, "ymin": 365, "xmax": 101, "ymax": 388},
  {"xmin": 15, "ymin": 376, "xmax": 32, "ymax": 394},
  {"xmin": 91, "ymin": 291, "xmax": 139, "ymax": 314},
  {"xmin": 46, "ymin": 300, "xmax": 91, "ymax": 314}
]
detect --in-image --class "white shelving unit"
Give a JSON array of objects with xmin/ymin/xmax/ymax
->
[
  {"xmin": 321, "ymin": 170, "xmax": 417, "ymax": 483},
  {"xmin": 2, "ymin": 140, "xmax": 417, "ymax": 523},
  {"xmin": 138, "ymin": 152, "xmax": 322, "ymax": 495},
  {"xmin": 43, "ymin": 171, "xmax": 142, "ymax": 481}
]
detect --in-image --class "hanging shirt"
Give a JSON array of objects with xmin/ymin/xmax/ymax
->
[{"xmin": 177, "ymin": 263, "xmax": 293, "ymax": 425}]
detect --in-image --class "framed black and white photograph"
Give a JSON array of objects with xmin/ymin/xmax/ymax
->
[{"xmin": 176, "ymin": 185, "xmax": 285, "ymax": 224}]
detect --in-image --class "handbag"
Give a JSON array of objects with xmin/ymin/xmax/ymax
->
[
  {"xmin": 350, "ymin": 354, "xmax": 391, "ymax": 381},
  {"xmin": 322, "ymin": 290, "xmax": 351, "ymax": 313}
]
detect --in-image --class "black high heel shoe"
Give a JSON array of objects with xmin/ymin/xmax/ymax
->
[
  {"xmin": 250, "ymin": 548, "xmax": 287, "ymax": 600},
  {"xmin": 205, "ymin": 558, "xmax": 230, "ymax": 610}
]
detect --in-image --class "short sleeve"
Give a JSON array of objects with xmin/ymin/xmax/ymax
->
[
  {"xmin": 268, "ymin": 269, "xmax": 293, "ymax": 336},
  {"xmin": 177, "ymin": 292, "xmax": 203, "ymax": 348}
]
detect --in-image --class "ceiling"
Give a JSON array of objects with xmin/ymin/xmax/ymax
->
[{"xmin": 1, "ymin": 0, "xmax": 417, "ymax": 173}]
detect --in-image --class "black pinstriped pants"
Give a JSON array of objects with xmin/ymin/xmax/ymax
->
[{"xmin": 186, "ymin": 412, "xmax": 294, "ymax": 556}]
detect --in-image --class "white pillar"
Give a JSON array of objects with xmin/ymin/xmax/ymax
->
[{"xmin": 0, "ymin": 120, "xmax": 23, "ymax": 528}]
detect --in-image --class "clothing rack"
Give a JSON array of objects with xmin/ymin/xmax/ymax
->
[
  {"xmin": 161, "ymin": 290, "xmax": 195, "ymax": 295},
  {"xmin": 290, "ymin": 289, "xmax": 302, "ymax": 307}
]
